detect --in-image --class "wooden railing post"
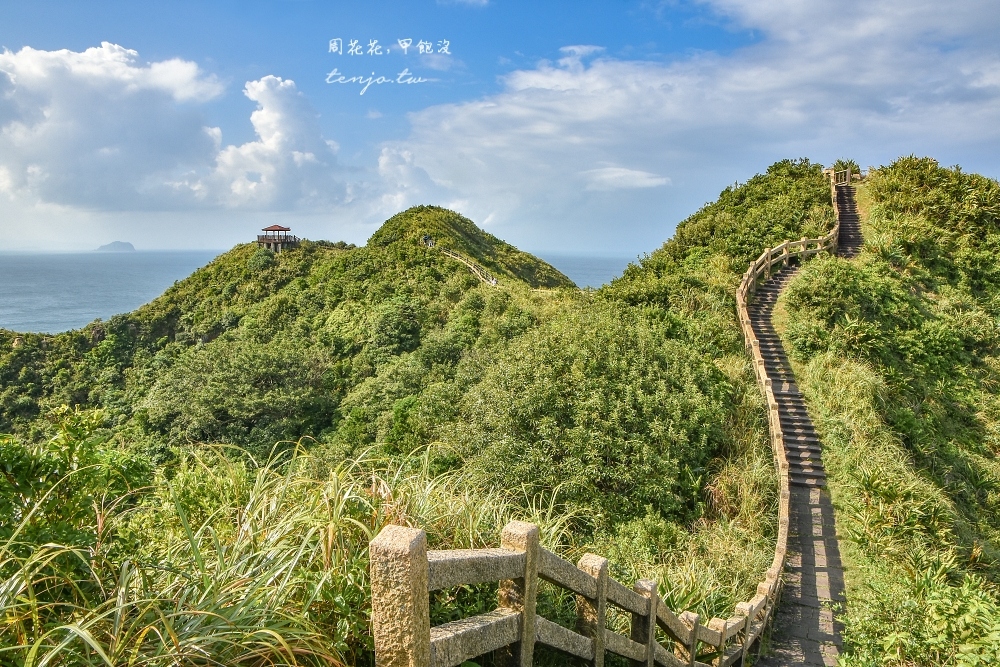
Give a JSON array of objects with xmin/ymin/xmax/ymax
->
[
  {"xmin": 498, "ymin": 521, "xmax": 540, "ymax": 667},
  {"xmin": 577, "ymin": 554, "xmax": 609, "ymax": 667},
  {"xmin": 370, "ymin": 526, "xmax": 430, "ymax": 667},
  {"xmin": 631, "ymin": 579, "xmax": 657, "ymax": 667},
  {"xmin": 763, "ymin": 249, "xmax": 772, "ymax": 279}
]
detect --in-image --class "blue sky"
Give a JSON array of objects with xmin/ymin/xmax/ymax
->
[{"xmin": 1, "ymin": 1, "xmax": 999, "ymax": 254}]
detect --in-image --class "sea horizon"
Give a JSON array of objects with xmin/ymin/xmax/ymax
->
[
  {"xmin": 0, "ymin": 250, "xmax": 223, "ymax": 334},
  {"xmin": 0, "ymin": 249, "xmax": 635, "ymax": 334}
]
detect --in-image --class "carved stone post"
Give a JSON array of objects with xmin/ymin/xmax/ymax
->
[
  {"xmin": 498, "ymin": 521, "xmax": 540, "ymax": 667},
  {"xmin": 679, "ymin": 610, "xmax": 700, "ymax": 667},
  {"xmin": 734, "ymin": 601, "xmax": 755, "ymax": 667},
  {"xmin": 577, "ymin": 554, "xmax": 609, "ymax": 667},
  {"xmin": 631, "ymin": 579, "xmax": 657, "ymax": 667},
  {"xmin": 370, "ymin": 526, "xmax": 430, "ymax": 667}
]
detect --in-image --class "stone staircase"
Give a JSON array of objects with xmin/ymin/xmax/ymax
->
[
  {"xmin": 748, "ymin": 271, "xmax": 826, "ymax": 490},
  {"xmin": 836, "ymin": 185, "xmax": 862, "ymax": 258},
  {"xmin": 754, "ymin": 185, "xmax": 860, "ymax": 666}
]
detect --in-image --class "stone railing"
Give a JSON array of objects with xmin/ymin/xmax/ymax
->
[
  {"xmin": 257, "ymin": 234, "xmax": 301, "ymax": 243},
  {"xmin": 368, "ymin": 173, "xmax": 844, "ymax": 667},
  {"xmin": 370, "ymin": 520, "xmax": 773, "ymax": 667},
  {"xmin": 832, "ymin": 168, "xmax": 852, "ymax": 185}
]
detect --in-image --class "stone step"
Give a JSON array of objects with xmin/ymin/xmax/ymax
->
[
  {"xmin": 789, "ymin": 467, "xmax": 826, "ymax": 479},
  {"xmin": 780, "ymin": 414, "xmax": 814, "ymax": 423},
  {"xmin": 785, "ymin": 445, "xmax": 822, "ymax": 454},
  {"xmin": 782, "ymin": 429, "xmax": 820, "ymax": 439},
  {"xmin": 781, "ymin": 420, "xmax": 818, "ymax": 429},
  {"xmin": 784, "ymin": 438, "xmax": 823, "ymax": 449},
  {"xmin": 789, "ymin": 475, "xmax": 826, "ymax": 488}
]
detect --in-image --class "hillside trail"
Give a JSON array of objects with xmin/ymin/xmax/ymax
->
[
  {"xmin": 433, "ymin": 242, "xmax": 498, "ymax": 286},
  {"xmin": 755, "ymin": 184, "xmax": 860, "ymax": 666}
]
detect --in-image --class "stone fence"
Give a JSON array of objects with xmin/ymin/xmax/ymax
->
[
  {"xmin": 367, "ymin": 173, "xmax": 845, "ymax": 667},
  {"xmin": 832, "ymin": 168, "xmax": 852, "ymax": 185}
]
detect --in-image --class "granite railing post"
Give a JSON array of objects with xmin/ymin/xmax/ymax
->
[
  {"xmin": 679, "ymin": 610, "xmax": 700, "ymax": 667},
  {"xmin": 577, "ymin": 554, "xmax": 609, "ymax": 667},
  {"xmin": 630, "ymin": 579, "xmax": 657, "ymax": 667},
  {"xmin": 498, "ymin": 521, "xmax": 540, "ymax": 667},
  {"xmin": 370, "ymin": 526, "xmax": 431, "ymax": 667}
]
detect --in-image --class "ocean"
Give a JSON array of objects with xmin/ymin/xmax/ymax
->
[
  {"xmin": 0, "ymin": 251, "xmax": 634, "ymax": 334},
  {"xmin": 0, "ymin": 251, "xmax": 222, "ymax": 334},
  {"xmin": 539, "ymin": 254, "xmax": 635, "ymax": 290}
]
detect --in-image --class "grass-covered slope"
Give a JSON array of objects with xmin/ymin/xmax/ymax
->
[
  {"xmin": 368, "ymin": 205, "xmax": 573, "ymax": 287},
  {"xmin": 776, "ymin": 157, "xmax": 1000, "ymax": 665},
  {"xmin": 0, "ymin": 162, "xmax": 836, "ymax": 664}
]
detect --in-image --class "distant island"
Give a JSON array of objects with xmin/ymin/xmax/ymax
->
[{"xmin": 96, "ymin": 241, "xmax": 136, "ymax": 252}]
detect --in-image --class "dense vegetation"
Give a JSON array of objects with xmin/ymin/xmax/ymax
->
[
  {"xmin": 0, "ymin": 161, "xmax": 837, "ymax": 665},
  {"xmin": 777, "ymin": 157, "xmax": 1000, "ymax": 665}
]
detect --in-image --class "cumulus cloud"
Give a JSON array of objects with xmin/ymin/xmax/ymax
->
[
  {"xmin": 0, "ymin": 43, "xmax": 347, "ymax": 213},
  {"xmin": 0, "ymin": 43, "xmax": 222, "ymax": 209},
  {"xmin": 200, "ymin": 76, "xmax": 345, "ymax": 209},
  {"xmin": 378, "ymin": 1, "xmax": 1000, "ymax": 252}
]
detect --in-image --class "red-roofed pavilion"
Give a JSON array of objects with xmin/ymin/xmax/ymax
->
[{"xmin": 257, "ymin": 225, "xmax": 300, "ymax": 253}]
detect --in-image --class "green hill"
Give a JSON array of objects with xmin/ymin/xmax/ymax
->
[
  {"xmin": 368, "ymin": 205, "xmax": 574, "ymax": 288},
  {"xmin": 0, "ymin": 160, "xmax": 851, "ymax": 664},
  {"xmin": 0, "ymin": 207, "xmax": 570, "ymax": 451}
]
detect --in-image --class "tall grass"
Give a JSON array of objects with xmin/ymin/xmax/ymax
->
[{"xmin": 0, "ymin": 441, "xmax": 580, "ymax": 666}]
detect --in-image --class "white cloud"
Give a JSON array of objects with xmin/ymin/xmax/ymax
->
[
  {"xmin": 201, "ymin": 76, "xmax": 345, "ymax": 209},
  {"xmin": 0, "ymin": 44, "xmax": 348, "ymax": 214},
  {"xmin": 0, "ymin": 43, "xmax": 222, "ymax": 209},
  {"xmin": 377, "ymin": 0, "xmax": 1000, "ymax": 253},
  {"xmin": 582, "ymin": 167, "xmax": 670, "ymax": 191}
]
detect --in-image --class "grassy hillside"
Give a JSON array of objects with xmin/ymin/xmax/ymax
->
[
  {"xmin": 0, "ymin": 162, "xmax": 835, "ymax": 665},
  {"xmin": 776, "ymin": 157, "xmax": 1000, "ymax": 665}
]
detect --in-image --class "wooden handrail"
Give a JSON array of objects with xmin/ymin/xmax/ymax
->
[{"xmin": 369, "ymin": 171, "xmax": 844, "ymax": 667}]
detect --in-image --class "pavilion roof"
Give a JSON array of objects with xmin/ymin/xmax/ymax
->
[{"xmin": 262, "ymin": 224, "xmax": 291, "ymax": 232}]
